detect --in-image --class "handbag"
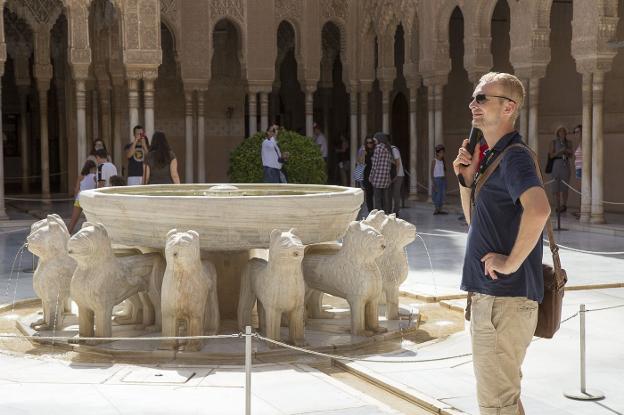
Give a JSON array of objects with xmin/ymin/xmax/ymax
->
[
  {"xmin": 466, "ymin": 143, "xmax": 567, "ymax": 339},
  {"xmin": 353, "ymin": 163, "xmax": 365, "ymax": 182}
]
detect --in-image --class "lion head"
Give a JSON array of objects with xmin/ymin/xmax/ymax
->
[
  {"xmin": 342, "ymin": 221, "xmax": 385, "ymax": 259},
  {"xmin": 67, "ymin": 222, "xmax": 113, "ymax": 265},
  {"xmin": 27, "ymin": 214, "xmax": 70, "ymax": 259},
  {"xmin": 165, "ymin": 229, "xmax": 201, "ymax": 267},
  {"xmin": 364, "ymin": 210, "xmax": 416, "ymax": 250},
  {"xmin": 268, "ymin": 228, "xmax": 305, "ymax": 262}
]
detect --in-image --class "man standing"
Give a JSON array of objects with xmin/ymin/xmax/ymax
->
[
  {"xmin": 453, "ymin": 72, "xmax": 550, "ymax": 415},
  {"xmin": 95, "ymin": 148, "xmax": 118, "ymax": 188},
  {"xmin": 312, "ymin": 123, "xmax": 328, "ymax": 162},
  {"xmin": 390, "ymin": 141, "xmax": 404, "ymax": 217},
  {"xmin": 125, "ymin": 125, "xmax": 149, "ymax": 185},
  {"xmin": 261, "ymin": 125, "xmax": 288, "ymax": 183},
  {"xmin": 369, "ymin": 132, "xmax": 393, "ymax": 213}
]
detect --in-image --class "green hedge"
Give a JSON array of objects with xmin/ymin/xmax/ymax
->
[{"xmin": 229, "ymin": 130, "xmax": 327, "ymax": 184}]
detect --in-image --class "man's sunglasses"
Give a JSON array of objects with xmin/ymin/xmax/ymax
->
[{"xmin": 471, "ymin": 94, "xmax": 516, "ymax": 105}]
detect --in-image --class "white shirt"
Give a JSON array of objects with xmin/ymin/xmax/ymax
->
[
  {"xmin": 97, "ymin": 162, "xmax": 118, "ymax": 187},
  {"xmin": 391, "ymin": 146, "xmax": 404, "ymax": 177},
  {"xmin": 261, "ymin": 137, "xmax": 282, "ymax": 169},
  {"xmin": 433, "ymin": 159, "xmax": 445, "ymax": 178},
  {"xmin": 314, "ymin": 133, "xmax": 328, "ymax": 158}
]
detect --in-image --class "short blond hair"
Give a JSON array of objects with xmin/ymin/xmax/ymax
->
[{"xmin": 478, "ymin": 72, "xmax": 525, "ymax": 123}]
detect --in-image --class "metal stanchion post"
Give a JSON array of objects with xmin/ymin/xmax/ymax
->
[
  {"xmin": 564, "ymin": 304, "xmax": 605, "ymax": 401},
  {"xmin": 245, "ymin": 325, "xmax": 252, "ymax": 415},
  {"xmin": 555, "ymin": 178, "xmax": 567, "ymax": 231}
]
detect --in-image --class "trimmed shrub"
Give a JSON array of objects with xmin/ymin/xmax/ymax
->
[{"xmin": 229, "ymin": 130, "xmax": 327, "ymax": 184}]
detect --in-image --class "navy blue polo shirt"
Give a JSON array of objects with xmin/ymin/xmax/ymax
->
[{"xmin": 461, "ymin": 131, "xmax": 544, "ymax": 303}]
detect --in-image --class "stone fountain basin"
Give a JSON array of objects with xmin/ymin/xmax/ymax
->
[{"xmin": 79, "ymin": 184, "xmax": 363, "ymax": 251}]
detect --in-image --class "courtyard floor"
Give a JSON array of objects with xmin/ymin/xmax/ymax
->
[{"xmin": 0, "ymin": 195, "xmax": 623, "ymax": 414}]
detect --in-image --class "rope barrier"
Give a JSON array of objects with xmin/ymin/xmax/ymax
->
[
  {"xmin": 4, "ymin": 196, "xmax": 75, "ymax": 202},
  {"xmin": 5, "ymin": 171, "xmax": 67, "ymax": 180},
  {"xmin": 543, "ymin": 238, "xmax": 624, "ymax": 256},
  {"xmin": 560, "ymin": 180, "xmax": 624, "ymax": 205},
  {"xmin": 0, "ymin": 301, "xmax": 621, "ymax": 364}
]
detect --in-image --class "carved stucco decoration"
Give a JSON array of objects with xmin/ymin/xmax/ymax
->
[
  {"xmin": 210, "ymin": 0, "xmax": 244, "ymax": 26},
  {"xmin": 362, "ymin": 0, "xmax": 416, "ymax": 37},
  {"xmin": 275, "ymin": 0, "xmax": 303, "ymax": 23},
  {"xmin": 6, "ymin": 0, "xmax": 63, "ymax": 28},
  {"xmin": 320, "ymin": 0, "xmax": 348, "ymax": 22}
]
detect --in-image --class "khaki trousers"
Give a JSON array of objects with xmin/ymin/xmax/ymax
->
[{"xmin": 470, "ymin": 294, "xmax": 538, "ymax": 415}]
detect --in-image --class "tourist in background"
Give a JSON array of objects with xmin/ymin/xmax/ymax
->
[
  {"xmin": 125, "ymin": 125, "xmax": 149, "ymax": 185},
  {"xmin": 143, "ymin": 131, "xmax": 180, "ymax": 184},
  {"xmin": 312, "ymin": 123, "xmax": 328, "ymax": 162},
  {"xmin": 369, "ymin": 132, "xmax": 393, "ymax": 213},
  {"xmin": 87, "ymin": 138, "xmax": 111, "ymax": 163},
  {"xmin": 431, "ymin": 144, "xmax": 448, "ymax": 215},
  {"xmin": 390, "ymin": 140, "xmax": 404, "ymax": 217},
  {"xmin": 68, "ymin": 159, "xmax": 97, "ymax": 234},
  {"xmin": 261, "ymin": 125, "xmax": 288, "ymax": 183},
  {"xmin": 361, "ymin": 136, "xmax": 375, "ymax": 213},
  {"xmin": 572, "ymin": 124, "xmax": 582, "ymax": 180},
  {"xmin": 335, "ymin": 134, "xmax": 349, "ymax": 186},
  {"xmin": 95, "ymin": 149, "xmax": 117, "ymax": 188},
  {"xmin": 548, "ymin": 125, "xmax": 573, "ymax": 212}
]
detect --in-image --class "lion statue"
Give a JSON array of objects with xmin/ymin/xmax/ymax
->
[
  {"xmin": 68, "ymin": 222, "xmax": 165, "ymax": 338},
  {"xmin": 364, "ymin": 210, "xmax": 416, "ymax": 320},
  {"xmin": 238, "ymin": 229, "xmax": 306, "ymax": 346},
  {"xmin": 303, "ymin": 221, "xmax": 387, "ymax": 336},
  {"xmin": 27, "ymin": 214, "xmax": 76, "ymax": 330},
  {"xmin": 160, "ymin": 229, "xmax": 220, "ymax": 351}
]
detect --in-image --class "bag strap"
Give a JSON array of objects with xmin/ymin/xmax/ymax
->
[{"xmin": 472, "ymin": 143, "xmax": 565, "ymax": 288}]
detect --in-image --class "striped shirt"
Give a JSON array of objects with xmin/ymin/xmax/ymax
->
[{"xmin": 574, "ymin": 145, "xmax": 582, "ymax": 170}]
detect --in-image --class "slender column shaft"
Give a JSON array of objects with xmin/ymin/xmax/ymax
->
[
  {"xmin": 360, "ymin": 90, "xmax": 368, "ymax": 141},
  {"xmin": 184, "ymin": 90, "xmax": 194, "ymax": 183},
  {"xmin": 590, "ymin": 72, "xmax": 605, "ymax": 224},
  {"xmin": 92, "ymin": 88, "xmax": 99, "ymax": 139},
  {"xmin": 112, "ymin": 82, "xmax": 124, "ymax": 172},
  {"xmin": 427, "ymin": 86, "xmax": 435, "ymax": 197},
  {"xmin": 127, "ymin": 79, "xmax": 140, "ymax": 139},
  {"xmin": 434, "ymin": 85, "xmax": 443, "ymax": 147},
  {"xmin": 349, "ymin": 92, "xmax": 358, "ymax": 187},
  {"xmin": 382, "ymin": 88, "xmax": 390, "ymax": 134},
  {"xmin": 38, "ymin": 81, "xmax": 50, "ymax": 198},
  {"xmin": 248, "ymin": 93, "xmax": 257, "ymax": 136},
  {"xmin": 56, "ymin": 82, "xmax": 68, "ymax": 192},
  {"xmin": 197, "ymin": 91, "xmax": 206, "ymax": 183},
  {"xmin": 528, "ymin": 77, "xmax": 540, "ymax": 153},
  {"xmin": 18, "ymin": 87, "xmax": 30, "ymax": 193},
  {"xmin": 143, "ymin": 79, "xmax": 155, "ymax": 140},
  {"xmin": 580, "ymin": 73, "xmax": 593, "ymax": 223},
  {"xmin": 305, "ymin": 89, "xmax": 314, "ymax": 137},
  {"xmin": 76, "ymin": 80, "xmax": 88, "ymax": 175},
  {"xmin": 409, "ymin": 86, "xmax": 418, "ymax": 199},
  {"xmin": 259, "ymin": 92, "xmax": 269, "ymax": 132},
  {"xmin": 98, "ymin": 84, "xmax": 111, "ymax": 153},
  {"xmin": 0, "ymin": 84, "xmax": 7, "ymax": 218}
]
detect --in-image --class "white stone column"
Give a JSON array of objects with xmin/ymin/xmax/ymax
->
[
  {"xmin": 381, "ymin": 87, "xmax": 390, "ymax": 134},
  {"xmin": 36, "ymin": 78, "xmax": 51, "ymax": 198},
  {"xmin": 127, "ymin": 78, "xmax": 140, "ymax": 139},
  {"xmin": 75, "ymin": 79, "xmax": 88, "ymax": 175},
  {"xmin": 98, "ymin": 82, "xmax": 112, "ymax": 153},
  {"xmin": 408, "ymin": 85, "xmax": 418, "ymax": 199},
  {"xmin": 111, "ymin": 78, "xmax": 124, "ymax": 172},
  {"xmin": 143, "ymin": 78, "xmax": 155, "ymax": 140},
  {"xmin": 434, "ymin": 84, "xmax": 443, "ymax": 147},
  {"xmin": 580, "ymin": 73, "xmax": 593, "ymax": 223},
  {"xmin": 349, "ymin": 91, "xmax": 358, "ymax": 186},
  {"xmin": 360, "ymin": 89, "xmax": 369, "ymax": 141},
  {"xmin": 0, "ymin": 82, "xmax": 7, "ymax": 217},
  {"xmin": 528, "ymin": 77, "xmax": 540, "ymax": 153},
  {"xmin": 56, "ymin": 80, "xmax": 68, "ymax": 192},
  {"xmin": 305, "ymin": 85, "xmax": 315, "ymax": 137},
  {"xmin": 197, "ymin": 90, "xmax": 206, "ymax": 183},
  {"xmin": 590, "ymin": 72, "xmax": 605, "ymax": 224},
  {"xmin": 519, "ymin": 78, "xmax": 529, "ymax": 141},
  {"xmin": 427, "ymin": 86, "xmax": 435, "ymax": 197},
  {"xmin": 259, "ymin": 91, "xmax": 269, "ymax": 132},
  {"xmin": 248, "ymin": 92, "xmax": 257, "ymax": 136},
  {"xmin": 18, "ymin": 86, "xmax": 30, "ymax": 193},
  {"xmin": 91, "ymin": 88, "xmax": 99, "ymax": 140},
  {"xmin": 184, "ymin": 89, "xmax": 194, "ymax": 183}
]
